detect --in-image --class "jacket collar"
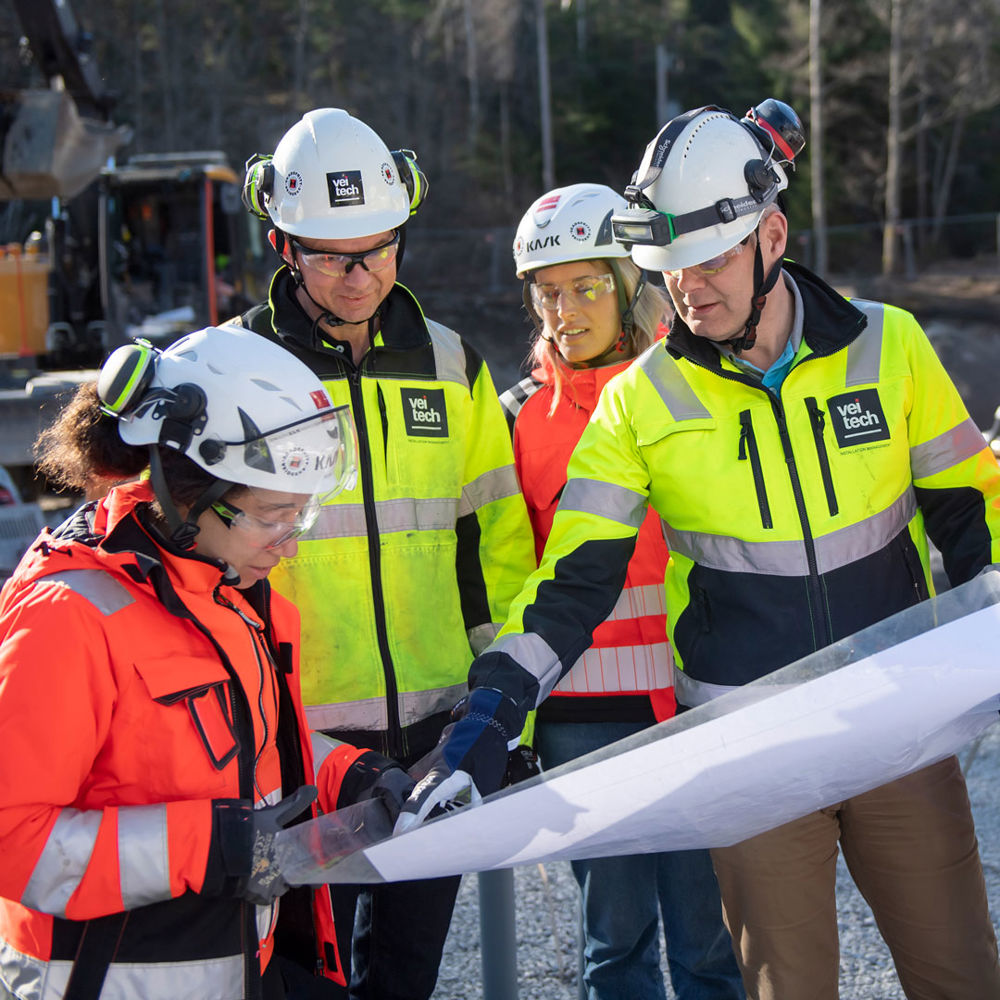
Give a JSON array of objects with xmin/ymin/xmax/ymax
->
[
  {"xmin": 533, "ymin": 356, "xmax": 633, "ymax": 410},
  {"xmin": 268, "ymin": 266, "xmax": 432, "ymax": 356},
  {"xmin": 665, "ymin": 259, "xmax": 867, "ymax": 368}
]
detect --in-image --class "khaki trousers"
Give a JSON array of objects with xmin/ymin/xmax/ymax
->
[{"xmin": 710, "ymin": 756, "xmax": 1000, "ymax": 1000}]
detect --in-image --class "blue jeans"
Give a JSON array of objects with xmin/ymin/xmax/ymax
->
[{"xmin": 536, "ymin": 720, "xmax": 745, "ymax": 1000}]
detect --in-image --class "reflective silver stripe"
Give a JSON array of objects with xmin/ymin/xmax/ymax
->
[
  {"xmin": 845, "ymin": 301, "xmax": 884, "ymax": 386},
  {"xmin": 40, "ymin": 569, "xmax": 134, "ymax": 616},
  {"xmin": 490, "ymin": 632, "xmax": 563, "ymax": 702},
  {"xmin": 399, "ymin": 683, "xmax": 468, "ymax": 725},
  {"xmin": 22, "ymin": 809, "xmax": 101, "ymax": 917},
  {"xmin": 309, "ymin": 503, "xmax": 368, "ymax": 539},
  {"xmin": 427, "ymin": 320, "xmax": 470, "ymax": 389},
  {"xmin": 664, "ymin": 488, "xmax": 916, "ymax": 577},
  {"xmin": 306, "ymin": 697, "xmax": 387, "ymax": 733},
  {"xmin": 0, "ymin": 939, "xmax": 246, "ymax": 1000},
  {"xmin": 554, "ymin": 641, "xmax": 673, "ymax": 695},
  {"xmin": 458, "ymin": 464, "xmax": 521, "ymax": 518},
  {"xmin": 639, "ymin": 350, "xmax": 712, "ymax": 420},
  {"xmin": 604, "ymin": 583, "xmax": 666, "ymax": 623},
  {"xmin": 311, "ymin": 731, "xmax": 348, "ymax": 772},
  {"xmin": 376, "ymin": 497, "xmax": 455, "ymax": 533},
  {"xmin": 309, "ymin": 497, "xmax": 460, "ymax": 540},
  {"xmin": 118, "ymin": 805, "xmax": 171, "ymax": 910},
  {"xmin": 560, "ymin": 479, "xmax": 647, "ymax": 530},
  {"xmin": 468, "ymin": 622, "xmax": 501, "ymax": 655},
  {"xmin": 674, "ymin": 670, "xmax": 740, "ymax": 707},
  {"xmin": 910, "ymin": 418, "xmax": 986, "ymax": 480},
  {"xmin": 305, "ymin": 682, "xmax": 468, "ymax": 733}
]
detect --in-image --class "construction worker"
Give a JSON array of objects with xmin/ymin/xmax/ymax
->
[
  {"xmin": 398, "ymin": 100, "xmax": 1000, "ymax": 1000},
  {"xmin": 501, "ymin": 182, "xmax": 743, "ymax": 1000},
  {"xmin": 0, "ymin": 325, "xmax": 419, "ymax": 999},
  {"xmin": 237, "ymin": 108, "xmax": 536, "ymax": 999}
]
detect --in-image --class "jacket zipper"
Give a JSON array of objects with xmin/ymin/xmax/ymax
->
[
  {"xmin": 737, "ymin": 410, "xmax": 773, "ymax": 529},
  {"xmin": 348, "ymin": 361, "xmax": 403, "ymax": 757},
  {"xmin": 769, "ymin": 395, "xmax": 834, "ymax": 648},
  {"xmin": 805, "ymin": 397, "xmax": 839, "ymax": 516}
]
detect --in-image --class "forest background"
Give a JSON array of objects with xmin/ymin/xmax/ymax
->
[{"xmin": 1, "ymin": 0, "xmax": 998, "ymax": 386}]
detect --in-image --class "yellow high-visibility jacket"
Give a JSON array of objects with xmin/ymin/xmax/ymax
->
[
  {"xmin": 470, "ymin": 261, "xmax": 1000, "ymax": 719},
  {"xmin": 238, "ymin": 271, "xmax": 535, "ymax": 759}
]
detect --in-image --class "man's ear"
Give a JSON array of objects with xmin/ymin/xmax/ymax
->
[{"xmin": 760, "ymin": 210, "xmax": 788, "ymax": 265}]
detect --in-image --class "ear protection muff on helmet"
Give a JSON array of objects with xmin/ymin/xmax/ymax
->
[
  {"xmin": 97, "ymin": 339, "xmax": 159, "ymax": 418},
  {"xmin": 391, "ymin": 149, "xmax": 428, "ymax": 217},
  {"xmin": 242, "ymin": 153, "xmax": 275, "ymax": 221}
]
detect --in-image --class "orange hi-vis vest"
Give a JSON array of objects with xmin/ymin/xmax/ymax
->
[{"xmin": 501, "ymin": 357, "xmax": 675, "ymax": 723}]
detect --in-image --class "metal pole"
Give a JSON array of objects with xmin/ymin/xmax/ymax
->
[{"xmin": 478, "ymin": 869, "xmax": 519, "ymax": 1000}]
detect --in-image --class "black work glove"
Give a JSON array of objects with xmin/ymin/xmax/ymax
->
[
  {"xmin": 503, "ymin": 744, "xmax": 541, "ymax": 787},
  {"xmin": 209, "ymin": 785, "xmax": 318, "ymax": 905},
  {"xmin": 394, "ymin": 687, "xmax": 520, "ymax": 834}
]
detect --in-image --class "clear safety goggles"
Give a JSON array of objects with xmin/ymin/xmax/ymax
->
[
  {"xmin": 530, "ymin": 273, "xmax": 617, "ymax": 312},
  {"xmin": 666, "ymin": 233, "xmax": 755, "ymax": 278},
  {"xmin": 290, "ymin": 231, "xmax": 400, "ymax": 278},
  {"xmin": 212, "ymin": 490, "xmax": 326, "ymax": 549}
]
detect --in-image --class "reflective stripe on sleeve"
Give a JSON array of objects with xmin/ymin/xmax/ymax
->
[
  {"xmin": 310, "ymin": 731, "xmax": 349, "ymax": 772},
  {"xmin": 559, "ymin": 479, "xmax": 647, "ymax": 530},
  {"xmin": 427, "ymin": 320, "xmax": 471, "ymax": 390},
  {"xmin": 458, "ymin": 465, "xmax": 521, "ymax": 517},
  {"xmin": 910, "ymin": 418, "xmax": 987, "ymax": 480},
  {"xmin": 21, "ymin": 809, "xmax": 101, "ymax": 917},
  {"xmin": 489, "ymin": 632, "xmax": 563, "ymax": 702},
  {"xmin": 664, "ymin": 488, "xmax": 916, "ymax": 576},
  {"xmin": 118, "ymin": 804, "xmax": 172, "ymax": 909},
  {"xmin": 40, "ymin": 570, "xmax": 135, "ymax": 616}
]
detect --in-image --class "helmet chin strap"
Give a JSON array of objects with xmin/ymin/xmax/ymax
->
[
  {"xmin": 727, "ymin": 233, "xmax": 782, "ymax": 356},
  {"xmin": 147, "ymin": 446, "xmax": 233, "ymax": 551}
]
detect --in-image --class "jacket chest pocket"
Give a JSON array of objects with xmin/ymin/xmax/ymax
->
[{"xmin": 133, "ymin": 656, "xmax": 240, "ymax": 772}]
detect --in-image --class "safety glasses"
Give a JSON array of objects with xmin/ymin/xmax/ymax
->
[
  {"xmin": 666, "ymin": 234, "xmax": 754, "ymax": 278},
  {"xmin": 212, "ymin": 492, "xmax": 324, "ymax": 550},
  {"xmin": 290, "ymin": 231, "xmax": 400, "ymax": 277},
  {"xmin": 530, "ymin": 273, "xmax": 617, "ymax": 311}
]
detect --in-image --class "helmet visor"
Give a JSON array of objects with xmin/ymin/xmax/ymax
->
[{"xmin": 200, "ymin": 403, "xmax": 358, "ymax": 497}]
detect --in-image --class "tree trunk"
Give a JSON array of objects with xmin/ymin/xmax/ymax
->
[
  {"xmin": 809, "ymin": 0, "xmax": 828, "ymax": 275},
  {"xmin": 536, "ymin": 0, "xmax": 555, "ymax": 190},
  {"xmin": 881, "ymin": 0, "xmax": 902, "ymax": 276}
]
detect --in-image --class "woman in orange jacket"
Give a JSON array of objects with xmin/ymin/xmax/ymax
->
[
  {"xmin": 500, "ymin": 185, "xmax": 744, "ymax": 1000},
  {"xmin": 0, "ymin": 326, "xmax": 410, "ymax": 1000}
]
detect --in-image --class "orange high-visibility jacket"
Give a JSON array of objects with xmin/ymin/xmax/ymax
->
[
  {"xmin": 501, "ymin": 357, "xmax": 675, "ymax": 724},
  {"xmin": 0, "ymin": 481, "xmax": 367, "ymax": 1000}
]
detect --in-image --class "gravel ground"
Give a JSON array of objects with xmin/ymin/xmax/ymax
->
[{"xmin": 434, "ymin": 725, "xmax": 1000, "ymax": 1000}]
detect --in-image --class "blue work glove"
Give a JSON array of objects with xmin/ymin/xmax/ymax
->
[
  {"xmin": 210, "ymin": 785, "xmax": 318, "ymax": 905},
  {"xmin": 394, "ymin": 687, "xmax": 521, "ymax": 834}
]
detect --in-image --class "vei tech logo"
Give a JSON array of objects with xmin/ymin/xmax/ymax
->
[
  {"xmin": 327, "ymin": 170, "xmax": 365, "ymax": 207},
  {"xmin": 826, "ymin": 389, "xmax": 891, "ymax": 448},
  {"xmin": 401, "ymin": 387, "xmax": 448, "ymax": 438}
]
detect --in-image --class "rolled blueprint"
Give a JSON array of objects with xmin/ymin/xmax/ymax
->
[{"xmin": 276, "ymin": 570, "xmax": 1000, "ymax": 885}]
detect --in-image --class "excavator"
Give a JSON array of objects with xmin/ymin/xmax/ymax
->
[{"xmin": 0, "ymin": 0, "xmax": 262, "ymax": 568}]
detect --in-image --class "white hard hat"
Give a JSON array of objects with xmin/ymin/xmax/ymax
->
[
  {"xmin": 264, "ymin": 108, "xmax": 411, "ymax": 240},
  {"xmin": 612, "ymin": 105, "xmax": 791, "ymax": 273},
  {"xmin": 98, "ymin": 326, "xmax": 356, "ymax": 498},
  {"xmin": 512, "ymin": 183, "xmax": 630, "ymax": 278}
]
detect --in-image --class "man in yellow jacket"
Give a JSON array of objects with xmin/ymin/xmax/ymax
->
[
  {"xmin": 400, "ymin": 101, "xmax": 1000, "ymax": 1000},
  {"xmin": 235, "ymin": 108, "xmax": 536, "ymax": 1000}
]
